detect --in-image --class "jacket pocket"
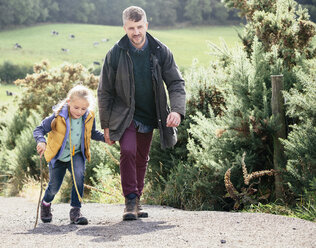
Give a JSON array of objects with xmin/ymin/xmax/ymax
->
[
  {"xmin": 109, "ymin": 105, "xmax": 129, "ymax": 131},
  {"xmin": 162, "ymin": 125, "xmax": 177, "ymax": 148}
]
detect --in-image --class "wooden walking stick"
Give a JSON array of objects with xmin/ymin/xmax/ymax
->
[{"xmin": 34, "ymin": 154, "xmax": 44, "ymax": 229}]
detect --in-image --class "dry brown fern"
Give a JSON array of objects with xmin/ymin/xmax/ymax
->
[
  {"xmin": 224, "ymin": 168, "xmax": 239, "ymax": 201},
  {"xmin": 224, "ymin": 152, "xmax": 276, "ymax": 209},
  {"xmin": 241, "ymin": 152, "xmax": 275, "ymax": 185}
]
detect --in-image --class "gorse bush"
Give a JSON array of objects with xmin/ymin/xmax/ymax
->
[
  {"xmin": 282, "ymin": 60, "xmax": 316, "ymax": 198},
  {"xmin": 223, "ymin": 0, "xmax": 316, "ymax": 68},
  {"xmin": 0, "ymin": 138, "xmax": 15, "ymax": 191},
  {"xmin": 185, "ymin": 62, "xmax": 226, "ymax": 118},
  {"xmin": 15, "ymin": 60, "xmax": 99, "ymax": 118},
  {"xmin": 4, "ymin": 109, "xmax": 32, "ymax": 149},
  {"xmin": 86, "ymin": 141, "xmax": 120, "ymax": 185},
  {"xmin": 145, "ymin": 62, "xmax": 226, "ymax": 206},
  {"xmin": 145, "ymin": 0, "xmax": 316, "ymax": 212},
  {"xmin": 146, "ymin": 40, "xmax": 279, "ymax": 210},
  {"xmin": 2, "ymin": 110, "xmax": 41, "ymax": 195},
  {"xmin": 88, "ymin": 162, "xmax": 123, "ymax": 204},
  {"xmin": 184, "ymin": 43, "xmax": 276, "ymax": 209}
]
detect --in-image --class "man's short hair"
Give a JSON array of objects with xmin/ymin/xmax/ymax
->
[{"xmin": 122, "ymin": 6, "xmax": 147, "ymax": 25}]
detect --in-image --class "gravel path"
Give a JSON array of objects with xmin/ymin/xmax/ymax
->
[{"xmin": 0, "ymin": 196, "xmax": 315, "ymax": 248}]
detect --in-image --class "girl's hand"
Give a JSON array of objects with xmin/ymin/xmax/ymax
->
[{"xmin": 37, "ymin": 142, "xmax": 46, "ymax": 158}]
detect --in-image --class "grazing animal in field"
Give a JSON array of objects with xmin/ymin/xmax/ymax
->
[
  {"xmin": 6, "ymin": 90, "xmax": 13, "ymax": 96},
  {"xmin": 61, "ymin": 48, "xmax": 69, "ymax": 52},
  {"xmin": 93, "ymin": 42, "xmax": 99, "ymax": 47},
  {"xmin": 93, "ymin": 61, "xmax": 100, "ymax": 65},
  {"xmin": 51, "ymin": 30, "xmax": 59, "ymax": 36},
  {"xmin": 14, "ymin": 43, "xmax": 22, "ymax": 49},
  {"xmin": 101, "ymin": 38, "xmax": 109, "ymax": 42},
  {"xmin": 70, "ymin": 34, "xmax": 75, "ymax": 39}
]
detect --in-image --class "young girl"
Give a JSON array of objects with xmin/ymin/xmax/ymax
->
[{"xmin": 33, "ymin": 84, "xmax": 105, "ymax": 225}]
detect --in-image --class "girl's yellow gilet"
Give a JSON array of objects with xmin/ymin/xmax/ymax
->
[{"xmin": 44, "ymin": 111, "xmax": 95, "ymax": 163}]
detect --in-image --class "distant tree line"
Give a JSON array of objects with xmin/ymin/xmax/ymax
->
[
  {"xmin": 1, "ymin": 0, "xmax": 314, "ymax": 29},
  {"xmin": 0, "ymin": 0, "xmax": 242, "ymax": 28}
]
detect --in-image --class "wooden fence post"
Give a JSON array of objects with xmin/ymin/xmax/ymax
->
[{"xmin": 271, "ymin": 75, "xmax": 286, "ymax": 199}]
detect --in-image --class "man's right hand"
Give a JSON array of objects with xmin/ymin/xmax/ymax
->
[{"xmin": 104, "ymin": 128, "xmax": 115, "ymax": 145}]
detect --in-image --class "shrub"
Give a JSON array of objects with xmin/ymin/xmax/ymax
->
[
  {"xmin": 14, "ymin": 60, "xmax": 99, "ymax": 118},
  {"xmin": 0, "ymin": 141, "xmax": 15, "ymax": 192},
  {"xmin": 86, "ymin": 141, "xmax": 120, "ymax": 185},
  {"xmin": 4, "ymin": 109, "xmax": 30, "ymax": 149},
  {"xmin": 294, "ymin": 178, "xmax": 316, "ymax": 222},
  {"xmin": 282, "ymin": 61, "xmax": 316, "ymax": 197},
  {"xmin": 144, "ymin": 0, "xmax": 316, "ymax": 212},
  {"xmin": 145, "ymin": 62, "xmax": 226, "ymax": 201},
  {"xmin": 88, "ymin": 164, "xmax": 123, "ymax": 204},
  {"xmin": 5, "ymin": 110, "xmax": 41, "ymax": 195},
  {"xmin": 146, "ymin": 41, "xmax": 276, "ymax": 210},
  {"xmin": 223, "ymin": 0, "xmax": 316, "ymax": 67},
  {"xmin": 0, "ymin": 61, "xmax": 33, "ymax": 84}
]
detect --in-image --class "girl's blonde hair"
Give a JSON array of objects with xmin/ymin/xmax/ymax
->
[{"xmin": 54, "ymin": 84, "xmax": 95, "ymax": 116}]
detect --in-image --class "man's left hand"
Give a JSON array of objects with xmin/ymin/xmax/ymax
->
[{"xmin": 166, "ymin": 112, "xmax": 181, "ymax": 127}]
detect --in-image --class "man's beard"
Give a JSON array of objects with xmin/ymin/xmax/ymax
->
[{"xmin": 131, "ymin": 34, "xmax": 144, "ymax": 47}]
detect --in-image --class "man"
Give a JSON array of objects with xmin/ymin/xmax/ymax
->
[{"xmin": 98, "ymin": 6, "xmax": 186, "ymax": 221}]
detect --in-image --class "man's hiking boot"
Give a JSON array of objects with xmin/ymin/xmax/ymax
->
[
  {"xmin": 70, "ymin": 207, "xmax": 88, "ymax": 225},
  {"xmin": 40, "ymin": 201, "xmax": 52, "ymax": 223},
  {"xmin": 123, "ymin": 197, "xmax": 137, "ymax": 221},
  {"xmin": 136, "ymin": 197, "xmax": 148, "ymax": 218}
]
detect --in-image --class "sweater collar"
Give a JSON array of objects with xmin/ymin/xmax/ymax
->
[{"xmin": 129, "ymin": 37, "xmax": 148, "ymax": 52}]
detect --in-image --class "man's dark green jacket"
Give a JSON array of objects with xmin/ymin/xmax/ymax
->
[{"xmin": 98, "ymin": 32, "xmax": 186, "ymax": 149}]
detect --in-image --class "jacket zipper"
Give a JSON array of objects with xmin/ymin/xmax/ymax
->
[
  {"xmin": 127, "ymin": 50, "xmax": 134, "ymax": 109},
  {"xmin": 151, "ymin": 55, "xmax": 162, "ymax": 125},
  {"xmin": 85, "ymin": 115, "xmax": 92, "ymax": 124},
  {"xmin": 127, "ymin": 51, "xmax": 133, "ymax": 97}
]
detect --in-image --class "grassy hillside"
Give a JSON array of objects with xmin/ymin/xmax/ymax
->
[
  {"xmin": 0, "ymin": 84, "xmax": 22, "ymax": 104},
  {"xmin": 0, "ymin": 23, "xmax": 241, "ymax": 69},
  {"xmin": 0, "ymin": 84, "xmax": 22, "ymax": 121}
]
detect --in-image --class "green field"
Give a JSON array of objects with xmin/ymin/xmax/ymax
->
[
  {"xmin": 0, "ymin": 84, "xmax": 21, "ymax": 104},
  {"xmin": 0, "ymin": 23, "xmax": 241, "ymax": 69},
  {"xmin": 0, "ymin": 84, "xmax": 22, "ymax": 121}
]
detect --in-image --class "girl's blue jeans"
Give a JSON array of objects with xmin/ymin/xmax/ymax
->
[{"xmin": 43, "ymin": 152, "xmax": 85, "ymax": 208}]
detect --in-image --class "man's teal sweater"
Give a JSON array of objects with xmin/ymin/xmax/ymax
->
[{"xmin": 130, "ymin": 45, "xmax": 157, "ymax": 127}]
